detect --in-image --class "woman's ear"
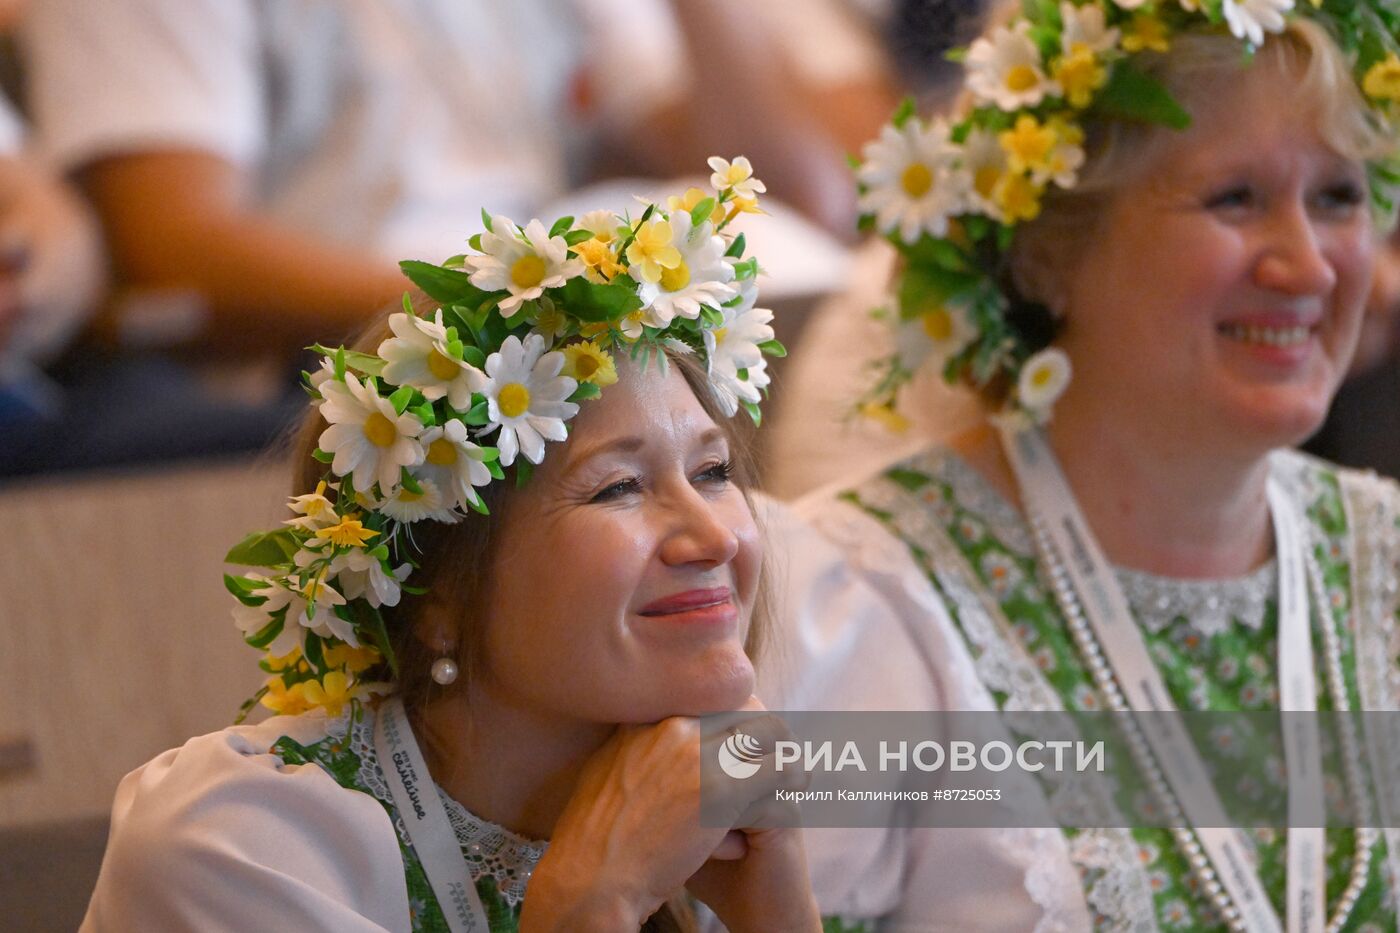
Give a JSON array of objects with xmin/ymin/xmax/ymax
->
[{"xmin": 412, "ymin": 594, "xmax": 458, "ymax": 657}]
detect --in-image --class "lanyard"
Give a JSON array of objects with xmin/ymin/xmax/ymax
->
[
  {"xmin": 1001, "ymin": 426, "xmax": 1325, "ymax": 933},
  {"xmin": 374, "ymin": 696, "xmax": 492, "ymax": 933}
]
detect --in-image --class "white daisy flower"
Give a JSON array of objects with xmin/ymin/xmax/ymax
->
[
  {"xmin": 416, "ymin": 418, "xmax": 493, "ymax": 510},
  {"xmin": 317, "ymin": 373, "xmax": 426, "ymax": 494},
  {"xmin": 482, "ymin": 333, "xmax": 579, "ymax": 467},
  {"xmin": 707, "ymin": 156, "xmax": 767, "ymax": 200},
  {"xmin": 233, "ymin": 573, "xmax": 356, "ymax": 653},
  {"xmin": 377, "ymin": 310, "xmax": 486, "ymax": 409},
  {"xmin": 1113, "ymin": 0, "xmax": 1151, "ymax": 9},
  {"xmin": 529, "ymin": 296, "xmax": 571, "ymax": 342},
  {"xmin": 960, "ymin": 127, "xmax": 1011, "ymax": 220},
  {"xmin": 703, "ymin": 278, "xmax": 774, "ymax": 417},
  {"xmin": 466, "ymin": 216, "xmax": 584, "ymax": 317},
  {"xmin": 965, "ymin": 22, "xmax": 1060, "ymax": 111},
  {"xmin": 858, "ymin": 118, "xmax": 970, "ymax": 243},
  {"xmin": 330, "ymin": 550, "xmax": 411, "ymax": 609},
  {"xmin": 1061, "ymin": 2, "xmax": 1120, "ymax": 53},
  {"xmin": 635, "ymin": 210, "xmax": 737, "ymax": 327},
  {"xmin": 1016, "ymin": 347, "xmax": 1072, "ymax": 416},
  {"xmin": 1222, "ymin": 0, "xmax": 1291, "ymax": 45},
  {"xmin": 896, "ymin": 301, "xmax": 978, "ymax": 373},
  {"xmin": 377, "ymin": 476, "xmax": 460, "ymax": 524},
  {"xmin": 576, "ymin": 209, "xmax": 624, "ymax": 243}
]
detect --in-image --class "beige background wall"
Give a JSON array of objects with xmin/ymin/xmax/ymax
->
[{"xmin": 0, "ymin": 460, "xmax": 288, "ymax": 827}]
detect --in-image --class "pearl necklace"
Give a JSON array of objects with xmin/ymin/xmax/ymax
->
[{"xmin": 1024, "ymin": 507, "xmax": 1376, "ymax": 932}]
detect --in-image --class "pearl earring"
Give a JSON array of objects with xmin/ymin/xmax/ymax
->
[{"xmin": 430, "ymin": 656, "xmax": 459, "ymax": 686}]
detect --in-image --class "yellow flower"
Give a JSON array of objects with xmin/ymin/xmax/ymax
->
[
  {"xmin": 1363, "ymin": 55, "xmax": 1400, "ymax": 102},
  {"xmin": 571, "ymin": 238, "xmax": 623, "ymax": 283},
  {"xmin": 261, "ymin": 678, "xmax": 312, "ymax": 716},
  {"xmin": 1052, "ymin": 47, "xmax": 1107, "ymax": 108},
  {"xmin": 860, "ymin": 401, "xmax": 911, "ymax": 433},
  {"xmin": 666, "ymin": 187, "xmax": 709, "ymax": 213},
  {"xmin": 323, "ymin": 643, "xmax": 382, "ymax": 674},
  {"xmin": 560, "ymin": 340, "xmax": 618, "ymax": 387},
  {"xmin": 311, "ymin": 514, "xmax": 379, "ymax": 548},
  {"xmin": 264, "ymin": 646, "xmax": 308, "ymax": 673},
  {"xmin": 301, "ymin": 671, "xmax": 355, "ymax": 717},
  {"xmin": 993, "ymin": 172, "xmax": 1045, "ymax": 223},
  {"xmin": 1121, "ymin": 14, "xmax": 1169, "ymax": 53},
  {"xmin": 624, "ymin": 218, "xmax": 682, "ymax": 284},
  {"xmin": 999, "ymin": 115, "xmax": 1058, "ymax": 176}
]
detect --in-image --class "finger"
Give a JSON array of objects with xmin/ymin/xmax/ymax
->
[{"xmin": 709, "ymin": 830, "xmax": 748, "ymax": 861}]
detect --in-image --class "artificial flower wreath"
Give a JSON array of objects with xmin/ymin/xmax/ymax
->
[
  {"xmin": 859, "ymin": 0, "xmax": 1400, "ymax": 424},
  {"xmin": 225, "ymin": 158, "xmax": 783, "ymax": 718}
]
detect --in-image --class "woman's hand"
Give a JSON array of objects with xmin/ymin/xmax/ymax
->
[{"xmin": 519, "ymin": 699, "xmax": 816, "ymax": 931}]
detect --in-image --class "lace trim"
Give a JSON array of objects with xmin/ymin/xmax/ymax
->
[
  {"xmin": 349, "ymin": 709, "xmax": 547, "ymax": 908},
  {"xmin": 1116, "ymin": 561, "xmax": 1274, "ymax": 637},
  {"xmin": 918, "ymin": 446, "xmax": 1277, "ymax": 637}
]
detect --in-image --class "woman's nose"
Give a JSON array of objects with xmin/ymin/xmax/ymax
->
[
  {"xmin": 1252, "ymin": 204, "xmax": 1338, "ymax": 297},
  {"xmin": 660, "ymin": 488, "xmax": 741, "ymax": 568}
]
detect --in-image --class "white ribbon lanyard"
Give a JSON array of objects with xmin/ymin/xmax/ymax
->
[
  {"xmin": 1001, "ymin": 427, "xmax": 1325, "ymax": 933},
  {"xmin": 374, "ymin": 696, "xmax": 491, "ymax": 933}
]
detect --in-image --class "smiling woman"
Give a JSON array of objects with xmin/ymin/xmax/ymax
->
[
  {"xmin": 77, "ymin": 171, "xmax": 831, "ymax": 933},
  {"xmin": 773, "ymin": 0, "xmax": 1400, "ymax": 929}
]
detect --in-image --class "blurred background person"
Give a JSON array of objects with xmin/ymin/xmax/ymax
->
[{"xmin": 9, "ymin": 0, "xmax": 903, "ymax": 479}]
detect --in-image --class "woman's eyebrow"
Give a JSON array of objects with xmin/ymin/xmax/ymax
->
[{"xmin": 563, "ymin": 436, "xmax": 646, "ymax": 473}]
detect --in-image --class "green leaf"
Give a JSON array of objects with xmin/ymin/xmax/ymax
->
[
  {"xmin": 700, "ymin": 305, "xmax": 725, "ymax": 327},
  {"xmin": 400, "ymin": 469, "xmax": 424, "ymax": 496},
  {"xmin": 311, "ymin": 448, "xmax": 334, "ymax": 464},
  {"xmin": 303, "ymin": 633, "xmax": 326, "ymax": 671},
  {"xmin": 1092, "ymin": 62, "xmax": 1191, "ymax": 130},
  {"xmin": 904, "ymin": 235, "xmax": 971, "ymax": 273},
  {"xmin": 399, "ymin": 260, "xmax": 492, "ymax": 306},
  {"xmin": 481, "ymin": 208, "xmax": 494, "ymax": 232},
  {"xmin": 486, "ymin": 460, "xmax": 505, "ymax": 480},
  {"xmin": 226, "ymin": 529, "xmax": 300, "ymax": 567},
  {"xmin": 244, "ymin": 614, "xmax": 287, "ymax": 652},
  {"xmin": 313, "ymin": 344, "xmax": 386, "ymax": 378},
  {"xmin": 552, "ymin": 277, "xmax": 643, "ymax": 323},
  {"xmin": 569, "ymin": 382, "xmax": 603, "ymax": 402},
  {"xmin": 463, "ymin": 399, "xmax": 490, "ymax": 426},
  {"xmin": 548, "ymin": 216, "xmax": 575, "ymax": 238},
  {"xmin": 740, "ymin": 399, "xmax": 763, "ymax": 426},
  {"xmin": 466, "ymin": 494, "xmax": 490, "ymax": 516},
  {"xmin": 565, "ymin": 229, "xmax": 595, "ymax": 246},
  {"xmin": 690, "ymin": 197, "xmax": 716, "ymax": 226},
  {"xmin": 389, "ymin": 385, "xmax": 415, "ymax": 415},
  {"xmin": 410, "ymin": 402, "xmax": 435, "ymax": 424},
  {"xmin": 724, "ymin": 232, "xmax": 747, "ymax": 258},
  {"xmin": 731, "ymin": 258, "xmax": 759, "ymax": 280},
  {"xmin": 224, "ymin": 573, "xmax": 269, "ymax": 606},
  {"xmin": 477, "ymin": 446, "xmax": 500, "ymax": 463},
  {"xmin": 758, "ymin": 339, "xmax": 788, "ymax": 358},
  {"xmin": 334, "ymin": 347, "xmax": 347, "ymax": 380},
  {"xmin": 891, "ymin": 96, "xmax": 917, "ymax": 129},
  {"xmin": 515, "ymin": 459, "xmax": 534, "ymax": 488},
  {"xmin": 461, "ymin": 345, "xmax": 486, "ymax": 369}
]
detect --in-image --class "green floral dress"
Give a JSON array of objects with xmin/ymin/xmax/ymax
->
[
  {"xmin": 837, "ymin": 446, "xmax": 1400, "ymax": 932},
  {"xmin": 271, "ymin": 705, "xmax": 871, "ymax": 932}
]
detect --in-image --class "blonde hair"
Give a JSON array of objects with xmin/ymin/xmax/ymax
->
[{"xmin": 1008, "ymin": 18, "xmax": 1393, "ymax": 309}]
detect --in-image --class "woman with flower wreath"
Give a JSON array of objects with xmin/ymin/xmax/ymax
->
[
  {"xmin": 79, "ymin": 163, "xmax": 848, "ymax": 932},
  {"xmin": 766, "ymin": 0, "xmax": 1400, "ymax": 928}
]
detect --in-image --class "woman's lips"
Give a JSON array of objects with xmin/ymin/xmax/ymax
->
[{"xmin": 638, "ymin": 587, "xmax": 735, "ymax": 621}]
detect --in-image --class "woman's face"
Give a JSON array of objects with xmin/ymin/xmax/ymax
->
[
  {"xmin": 479, "ymin": 358, "xmax": 761, "ymax": 724},
  {"xmin": 1056, "ymin": 64, "xmax": 1374, "ymax": 450}
]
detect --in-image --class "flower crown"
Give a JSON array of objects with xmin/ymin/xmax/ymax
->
[
  {"xmin": 859, "ymin": 0, "xmax": 1400, "ymax": 424},
  {"xmin": 224, "ymin": 158, "xmax": 782, "ymax": 719}
]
